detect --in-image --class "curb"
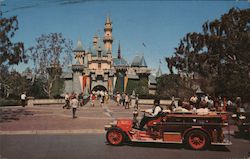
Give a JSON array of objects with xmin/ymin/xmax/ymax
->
[{"xmin": 0, "ymin": 129, "xmax": 105, "ymax": 135}]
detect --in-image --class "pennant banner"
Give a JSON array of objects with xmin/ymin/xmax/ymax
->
[
  {"xmin": 79, "ymin": 75, "xmax": 83, "ymax": 92},
  {"xmin": 86, "ymin": 77, "xmax": 90, "ymax": 93},
  {"xmin": 113, "ymin": 76, "xmax": 117, "ymax": 91},
  {"xmin": 82, "ymin": 75, "xmax": 88, "ymax": 94},
  {"xmin": 124, "ymin": 74, "xmax": 128, "ymax": 92},
  {"xmin": 108, "ymin": 79, "xmax": 112, "ymax": 92}
]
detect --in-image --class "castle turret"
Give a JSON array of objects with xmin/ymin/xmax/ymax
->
[
  {"xmin": 73, "ymin": 39, "xmax": 85, "ymax": 65},
  {"xmin": 103, "ymin": 16, "xmax": 113, "ymax": 52},
  {"xmin": 93, "ymin": 34, "xmax": 98, "ymax": 49}
]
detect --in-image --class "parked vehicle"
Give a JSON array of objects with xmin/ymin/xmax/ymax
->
[
  {"xmin": 232, "ymin": 105, "xmax": 250, "ymax": 134},
  {"xmin": 105, "ymin": 110, "xmax": 231, "ymax": 150}
]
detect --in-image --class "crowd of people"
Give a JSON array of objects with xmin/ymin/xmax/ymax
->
[
  {"xmin": 115, "ymin": 92, "xmax": 139, "ymax": 109},
  {"xmin": 22, "ymin": 89, "xmax": 242, "ymax": 120},
  {"xmin": 170, "ymin": 94, "xmax": 242, "ymax": 114}
]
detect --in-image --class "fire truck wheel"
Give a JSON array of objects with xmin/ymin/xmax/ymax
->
[
  {"xmin": 186, "ymin": 130, "xmax": 209, "ymax": 150},
  {"xmin": 106, "ymin": 128, "xmax": 124, "ymax": 146}
]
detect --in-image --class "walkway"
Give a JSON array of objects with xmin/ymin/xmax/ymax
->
[{"xmin": 0, "ymin": 100, "xmax": 150, "ymax": 135}]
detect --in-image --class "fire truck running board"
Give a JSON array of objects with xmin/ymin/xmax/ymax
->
[
  {"xmin": 131, "ymin": 139, "xmax": 183, "ymax": 144},
  {"xmin": 211, "ymin": 142, "xmax": 232, "ymax": 146}
]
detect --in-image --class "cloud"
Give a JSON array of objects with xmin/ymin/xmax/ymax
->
[
  {"xmin": 3, "ymin": 0, "xmax": 96, "ymax": 13},
  {"xmin": 58, "ymin": 0, "xmax": 92, "ymax": 5}
]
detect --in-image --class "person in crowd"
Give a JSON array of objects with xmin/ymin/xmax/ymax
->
[
  {"xmin": 105, "ymin": 91, "xmax": 109, "ymax": 104},
  {"xmin": 78, "ymin": 92, "xmax": 83, "ymax": 107},
  {"xmin": 171, "ymin": 95, "xmax": 175, "ymax": 106},
  {"xmin": 116, "ymin": 92, "xmax": 121, "ymax": 106},
  {"xmin": 70, "ymin": 95, "xmax": 79, "ymax": 119},
  {"xmin": 100, "ymin": 91, "xmax": 104, "ymax": 107},
  {"xmin": 135, "ymin": 94, "xmax": 139, "ymax": 109},
  {"xmin": 21, "ymin": 92, "xmax": 26, "ymax": 107},
  {"xmin": 125, "ymin": 93, "xmax": 130, "ymax": 109},
  {"xmin": 139, "ymin": 99, "xmax": 163, "ymax": 130},
  {"xmin": 207, "ymin": 96, "xmax": 214, "ymax": 110},
  {"xmin": 182, "ymin": 98, "xmax": 191, "ymax": 110},
  {"xmin": 235, "ymin": 97, "xmax": 242, "ymax": 109},
  {"xmin": 121, "ymin": 92, "xmax": 126, "ymax": 106},
  {"xmin": 196, "ymin": 101, "xmax": 209, "ymax": 115},
  {"xmin": 90, "ymin": 93, "xmax": 95, "ymax": 107},
  {"xmin": 63, "ymin": 92, "xmax": 70, "ymax": 109}
]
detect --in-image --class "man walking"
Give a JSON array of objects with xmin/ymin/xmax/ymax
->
[
  {"xmin": 63, "ymin": 92, "xmax": 70, "ymax": 109},
  {"xmin": 21, "ymin": 92, "xmax": 26, "ymax": 107},
  {"xmin": 70, "ymin": 95, "xmax": 79, "ymax": 119}
]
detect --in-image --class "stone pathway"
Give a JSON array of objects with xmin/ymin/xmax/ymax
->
[{"xmin": 0, "ymin": 100, "xmax": 140, "ymax": 134}]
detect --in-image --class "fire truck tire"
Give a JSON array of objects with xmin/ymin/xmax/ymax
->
[
  {"xmin": 106, "ymin": 128, "xmax": 125, "ymax": 146},
  {"xmin": 185, "ymin": 130, "xmax": 209, "ymax": 150}
]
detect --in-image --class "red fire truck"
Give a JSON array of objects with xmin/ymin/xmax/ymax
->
[{"xmin": 105, "ymin": 110, "xmax": 231, "ymax": 150}]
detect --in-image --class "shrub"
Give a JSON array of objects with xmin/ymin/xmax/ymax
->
[{"xmin": 0, "ymin": 99, "xmax": 20, "ymax": 106}]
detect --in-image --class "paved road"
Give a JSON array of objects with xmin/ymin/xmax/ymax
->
[{"xmin": 1, "ymin": 134, "xmax": 250, "ymax": 159}]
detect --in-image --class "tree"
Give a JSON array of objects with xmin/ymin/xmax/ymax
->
[
  {"xmin": 126, "ymin": 77, "xmax": 149, "ymax": 95},
  {"xmin": 166, "ymin": 8, "xmax": 250, "ymax": 101},
  {"xmin": 156, "ymin": 74, "xmax": 193, "ymax": 99},
  {"xmin": 28, "ymin": 33, "xmax": 73, "ymax": 98},
  {"xmin": 0, "ymin": 66, "xmax": 30, "ymax": 99},
  {"xmin": 0, "ymin": 13, "xmax": 27, "ymax": 66},
  {"xmin": 0, "ymin": 13, "xmax": 28, "ymax": 99}
]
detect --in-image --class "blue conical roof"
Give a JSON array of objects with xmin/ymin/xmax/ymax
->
[
  {"xmin": 156, "ymin": 66, "xmax": 162, "ymax": 77},
  {"xmin": 74, "ymin": 40, "xmax": 84, "ymax": 51},
  {"xmin": 131, "ymin": 55, "xmax": 147, "ymax": 67}
]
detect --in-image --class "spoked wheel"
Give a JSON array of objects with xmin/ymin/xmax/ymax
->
[
  {"xmin": 186, "ymin": 130, "xmax": 209, "ymax": 150},
  {"xmin": 106, "ymin": 128, "xmax": 124, "ymax": 146}
]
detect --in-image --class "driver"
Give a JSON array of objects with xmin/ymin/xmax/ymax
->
[{"xmin": 139, "ymin": 99, "xmax": 163, "ymax": 130}]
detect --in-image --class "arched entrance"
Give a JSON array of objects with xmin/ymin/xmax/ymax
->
[{"xmin": 92, "ymin": 85, "xmax": 107, "ymax": 92}]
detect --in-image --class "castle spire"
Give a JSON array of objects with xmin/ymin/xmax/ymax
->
[
  {"xmin": 156, "ymin": 59, "xmax": 163, "ymax": 77},
  {"xmin": 118, "ymin": 42, "xmax": 121, "ymax": 59},
  {"xmin": 106, "ymin": 15, "xmax": 111, "ymax": 24}
]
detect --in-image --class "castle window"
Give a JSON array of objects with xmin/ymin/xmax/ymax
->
[
  {"xmin": 98, "ymin": 51, "xmax": 101, "ymax": 57},
  {"xmin": 98, "ymin": 62, "xmax": 101, "ymax": 69}
]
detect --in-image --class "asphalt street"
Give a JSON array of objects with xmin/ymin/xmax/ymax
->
[{"xmin": 1, "ymin": 134, "xmax": 250, "ymax": 159}]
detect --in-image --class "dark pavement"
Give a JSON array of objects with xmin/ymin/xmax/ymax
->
[{"xmin": 1, "ymin": 134, "xmax": 250, "ymax": 159}]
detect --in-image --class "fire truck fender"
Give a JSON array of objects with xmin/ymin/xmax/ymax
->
[{"xmin": 183, "ymin": 127, "xmax": 211, "ymax": 142}]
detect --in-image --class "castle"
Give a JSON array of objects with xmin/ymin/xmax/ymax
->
[{"xmin": 62, "ymin": 16, "xmax": 162, "ymax": 95}]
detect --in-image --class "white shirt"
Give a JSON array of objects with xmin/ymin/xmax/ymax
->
[
  {"xmin": 125, "ymin": 95, "xmax": 129, "ymax": 102},
  {"xmin": 116, "ymin": 94, "xmax": 121, "ymax": 101},
  {"xmin": 146, "ymin": 106, "xmax": 162, "ymax": 117},
  {"xmin": 21, "ymin": 94, "xmax": 26, "ymax": 100},
  {"xmin": 196, "ymin": 108, "xmax": 209, "ymax": 115},
  {"xmin": 65, "ymin": 94, "xmax": 69, "ymax": 100},
  {"xmin": 70, "ymin": 98, "xmax": 79, "ymax": 108}
]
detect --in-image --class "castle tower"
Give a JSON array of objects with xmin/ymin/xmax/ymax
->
[{"xmin": 103, "ymin": 16, "xmax": 113, "ymax": 52}]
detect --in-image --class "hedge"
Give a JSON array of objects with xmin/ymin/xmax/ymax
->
[{"xmin": 0, "ymin": 99, "xmax": 21, "ymax": 106}]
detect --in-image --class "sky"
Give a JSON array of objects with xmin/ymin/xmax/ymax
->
[{"xmin": 1, "ymin": 0, "xmax": 249, "ymax": 74}]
